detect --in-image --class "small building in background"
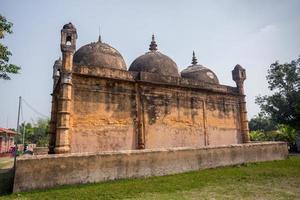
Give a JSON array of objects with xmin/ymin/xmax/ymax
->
[{"xmin": 0, "ymin": 128, "xmax": 16, "ymax": 154}]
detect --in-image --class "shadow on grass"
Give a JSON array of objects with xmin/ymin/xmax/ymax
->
[{"xmin": 0, "ymin": 168, "xmax": 14, "ymax": 195}]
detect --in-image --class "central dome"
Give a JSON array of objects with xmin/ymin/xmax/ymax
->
[
  {"xmin": 129, "ymin": 35, "xmax": 179, "ymax": 77},
  {"xmin": 73, "ymin": 37, "xmax": 126, "ymax": 70}
]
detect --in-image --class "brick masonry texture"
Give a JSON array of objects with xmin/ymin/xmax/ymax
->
[{"xmin": 54, "ymin": 68, "xmax": 244, "ymax": 153}]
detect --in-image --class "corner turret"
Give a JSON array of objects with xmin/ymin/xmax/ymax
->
[
  {"xmin": 232, "ymin": 64, "xmax": 250, "ymax": 143},
  {"xmin": 54, "ymin": 22, "xmax": 77, "ymax": 154},
  {"xmin": 232, "ymin": 64, "xmax": 246, "ymax": 94}
]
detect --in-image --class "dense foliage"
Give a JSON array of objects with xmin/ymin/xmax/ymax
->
[
  {"xmin": 251, "ymin": 57, "xmax": 300, "ymax": 151},
  {"xmin": 0, "ymin": 14, "xmax": 20, "ymax": 80},
  {"xmin": 256, "ymin": 57, "xmax": 300, "ymax": 130},
  {"xmin": 249, "ymin": 114, "xmax": 277, "ymax": 132},
  {"xmin": 250, "ymin": 124, "xmax": 297, "ymax": 151},
  {"xmin": 16, "ymin": 118, "xmax": 50, "ymax": 147}
]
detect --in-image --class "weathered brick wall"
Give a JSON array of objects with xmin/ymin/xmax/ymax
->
[
  {"xmin": 141, "ymin": 86, "xmax": 206, "ymax": 148},
  {"xmin": 141, "ymin": 85, "xmax": 241, "ymax": 149},
  {"xmin": 68, "ymin": 69, "xmax": 242, "ymax": 153},
  {"xmin": 14, "ymin": 142, "xmax": 288, "ymax": 192},
  {"xmin": 206, "ymin": 96, "xmax": 242, "ymax": 146},
  {"xmin": 71, "ymin": 74, "xmax": 137, "ymax": 153}
]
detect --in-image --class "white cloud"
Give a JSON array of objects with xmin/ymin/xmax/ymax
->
[{"xmin": 259, "ymin": 24, "xmax": 278, "ymax": 34}]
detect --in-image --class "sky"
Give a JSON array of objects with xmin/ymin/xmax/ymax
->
[{"xmin": 0, "ymin": 0, "xmax": 300, "ymax": 128}]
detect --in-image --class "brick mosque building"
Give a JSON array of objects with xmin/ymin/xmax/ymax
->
[
  {"xmin": 48, "ymin": 23, "xmax": 250, "ymax": 154},
  {"xmin": 14, "ymin": 23, "xmax": 287, "ymax": 192}
]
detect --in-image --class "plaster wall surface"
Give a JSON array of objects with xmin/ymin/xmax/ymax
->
[
  {"xmin": 70, "ymin": 75, "xmax": 137, "ymax": 153},
  {"xmin": 206, "ymin": 97, "xmax": 242, "ymax": 145},
  {"xmin": 138, "ymin": 84, "xmax": 241, "ymax": 149},
  {"xmin": 68, "ymin": 71, "xmax": 242, "ymax": 153},
  {"xmin": 14, "ymin": 142, "xmax": 288, "ymax": 192}
]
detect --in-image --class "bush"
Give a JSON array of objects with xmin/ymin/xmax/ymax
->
[
  {"xmin": 250, "ymin": 131, "xmax": 267, "ymax": 141},
  {"xmin": 250, "ymin": 124, "xmax": 297, "ymax": 151}
]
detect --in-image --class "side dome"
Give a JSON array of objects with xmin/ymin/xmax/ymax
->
[
  {"xmin": 63, "ymin": 22, "xmax": 76, "ymax": 29},
  {"xmin": 181, "ymin": 52, "xmax": 219, "ymax": 84},
  {"xmin": 73, "ymin": 36, "xmax": 127, "ymax": 70},
  {"xmin": 129, "ymin": 35, "xmax": 179, "ymax": 77}
]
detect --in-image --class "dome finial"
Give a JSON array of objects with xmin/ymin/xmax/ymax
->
[
  {"xmin": 149, "ymin": 34, "xmax": 158, "ymax": 51},
  {"xmin": 98, "ymin": 26, "xmax": 102, "ymax": 43},
  {"xmin": 192, "ymin": 51, "xmax": 198, "ymax": 65}
]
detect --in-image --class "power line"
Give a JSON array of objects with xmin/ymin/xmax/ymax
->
[{"xmin": 22, "ymin": 98, "xmax": 49, "ymax": 119}]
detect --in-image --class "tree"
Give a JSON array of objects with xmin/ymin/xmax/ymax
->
[
  {"xmin": 256, "ymin": 57, "xmax": 300, "ymax": 128},
  {"xmin": 30, "ymin": 118, "xmax": 49, "ymax": 146},
  {"xmin": 256, "ymin": 56, "xmax": 300, "ymax": 150},
  {"xmin": 0, "ymin": 14, "xmax": 20, "ymax": 80},
  {"xmin": 18, "ymin": 118, "xmax": 50, "ymax": 147},
  {"xmin": 249, "ymin": 114, "xmax": 277, "ymax": 132}
]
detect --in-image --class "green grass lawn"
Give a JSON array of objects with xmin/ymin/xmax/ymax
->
[{"xmin": 1, "ymin": 156, "xmax": 300, "ymax": 200}]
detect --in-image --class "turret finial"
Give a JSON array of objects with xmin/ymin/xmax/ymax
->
[
  {"xmin": 149, "ymin": 34, "xmax": 158, "ymax": 51},
  {"xmin": 98, "ymin": 26, "xmax": 102, "ymax": 42},
  {"xmin": 192, "ymin": 51, "xmax": 198, "ymax": 65}
]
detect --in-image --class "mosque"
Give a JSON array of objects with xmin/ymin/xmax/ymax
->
[
  {"xmin": 48, "ymin": 23, "xmax": 250, "ymax": 154},
  {"xmin": 12, "ymin": 22, "xmax": 287, "ymax": 193}
]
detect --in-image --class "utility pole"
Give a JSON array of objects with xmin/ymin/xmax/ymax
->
[
  {"xmin": 16, "ymin": 96, "xmax": 21, "ymax": 134},
  {"xmin": 22, "ymin": 121, "xmax": 26, "ymax": 152}
]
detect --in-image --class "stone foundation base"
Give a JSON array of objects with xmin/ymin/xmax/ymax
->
[
  {"xmin": 33, "ymin": 147, "xmax": 48, "ymax": 155},
  {"xmin": 13, "ymin": 142, "xmax": 288, "ymax": 192}
]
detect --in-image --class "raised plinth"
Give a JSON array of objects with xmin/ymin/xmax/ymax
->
[{"xmin": 13, "ymin": 142, "xmax": 288, "ymax": 192}]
